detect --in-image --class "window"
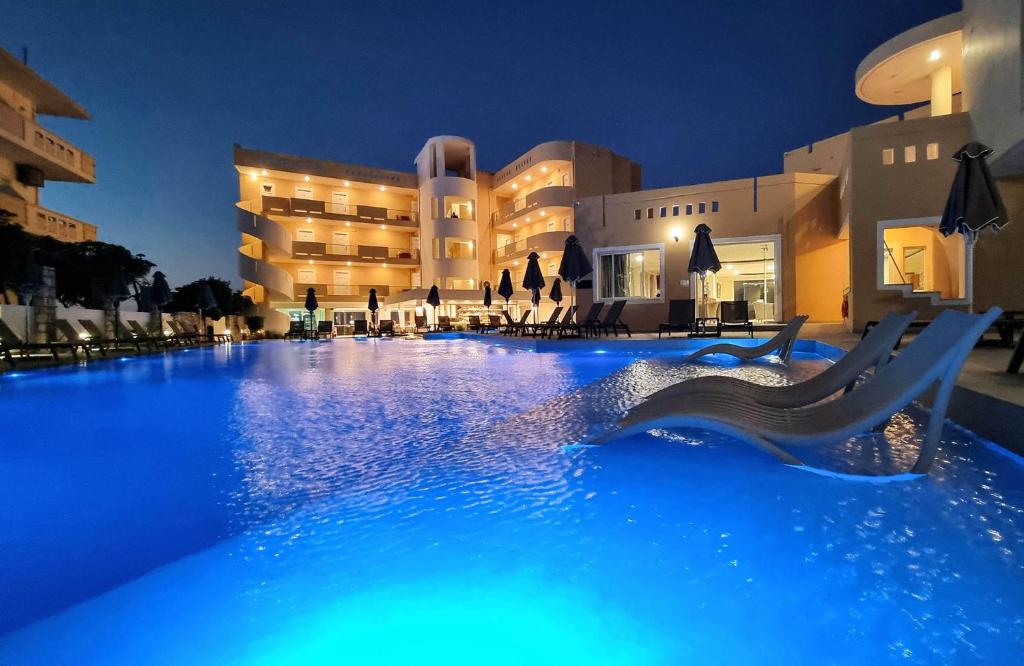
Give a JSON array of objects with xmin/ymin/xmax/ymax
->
[
  {"xmin": 904, "ymin": 146, "xmax": 917, "ymax": 163},
  {"xmin": 882, "ymin": 148, "xmax": 895, "ymax": 165},
  {"xmin": 431, "ymin": 197, "xmax": 439, "ymax": 220},
  {"xmin": 926, "ymin": 143, "xmax": 940, "ymax": 160},
  {"xmin": 295, "ymin": 227, "xmax": 314, "ymax": 242},
  {"xmin": 295, "ymin": 185, "xmax": 314, "ymax": 199},
  {"xmin": 562, "ymin": 216, "xmax": 571, "ymax": 231},
  {"xmin": 672, "ymin": 204, "xmax": 680, "ymax": 216},
  {"xmin": 711, "ymin": 201, "xmax": 719, "ymax": 213},
  {"xmin": 634, "ymin": 209, "xmax": 642, "ymax": 220},
  {"xmin": 698, "ymin": 202, "xmax": 706, "ymax": 214},
  {"xmin": 595, "ymin": 246, "xmax": 663, "ymax": 301},
  {"xmin": 260, "ymin": 182, "xmax": 276, "ymax": 196},
  {"xmin": 445, "ymin": 238, "xmax": 475, "ymax": 259},
  {"xmin": 445, "ymin": 277, "xmax": 475, "ymax": 289},
  {"xmin": 685, "ymin": 204, "xmax": 693, "ymax": 215},
  {"xmin": 646, "ymin": 208, "xmax": 654, "ymax": 219},
  {"xmin": 659, "ymin": 206, "xmax": 667, "ymax": 218}
]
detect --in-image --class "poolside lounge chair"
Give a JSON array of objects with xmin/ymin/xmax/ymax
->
[
  {"xmin": 595, "ymin": 307, "xmax": 1002, "ymax": 475},
  {"xmin": 0, "ymin": 319, "xmax": 80, "ymax": 366},
  {"xmin": 353, "ymin": 320, "xmax": 369, "ymax": 336},
  {"xmin": 284, "ymin": 320, "xmax": 305, "ymax": 339},
  {"xmin": 468, "ymin": 315, "xmax": 483, "ymax": 333},
  {"xmin": 436, "ymin": 316, "xmax": 454, "ymax": 332},
  {"xmin": 167, "ymin": 320, "xmax": 202, "ymax": 345},
  {"xmin": 118, "ymin": 318, "xmax": 165, "ymax": 350},
  {"xmin": 378, "ymin": 320, "xmax": 396, "ymax": 336},
  {"xmin": 317, "ymin": 320, "xmax": 335, "ymax": 338},
  {"xmin": 55, "ymin": 319, "xmax": 105, "ymax": 358},
  {"xmin": 548, "ymin": 305, "xmax": 578, "ymax": 339},
  {"xmin": 414, "ymin": 315, "xmax": 429, "ymax": 333},
  {"xmin": 594, "ymin": 300, "xmax": 631, "ymax": 337},
  {"xmin": 525, "ymin": 307, "xmax": 563, "ymax": 337},
  {"xmin": 502, "ymin": 310, "xmax": 531, "ymax": 336},
  {"xmin": 717, "ymin": 300, "xmax": 754, "ymax": 337},
  {"xmin": 687, "ymin": 315, "xmax": 808, "ymax": 363},
  {"xmin": 629, "ymin": 312, "xmax": 916, "ymax": 423},
  {"xmin": 79, "ymin": 319, "xmax": 142, "ymax": 352},
  {"xmin": 576, "ymin": 302, "xmax": 603, "ymax": 338},
  {"xmin": 658, "ymin": 299, "xmax": 696, "ymax": 339},
  {"xmin": 486, "ymin": 314, "xmax": 502, "ymax": 333}
]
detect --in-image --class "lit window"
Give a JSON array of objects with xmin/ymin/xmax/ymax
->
[
  {"xmin": 685, "ymin": 204, "xmax": 693, "ymax": 215},
  {"xmin": 634, "ymin": 209, "xmax": 642, "ymax": 221},
  {"xmin": 672, "ymin": 204, "xmax": 680, "ymax": 216},
  {"xmin": 926, "ymin": 143, "xmax": 940, "ymax": 160},
  {"xmin": 595, "ymin": 247, "xmax": 663, "ymax": 301},
  {"xmin": 698, "ymin": 202, "xmax": 706, "ymax": 214},
  {"xmin": 295, "ymin": 185, "xmax": 313, "ymax": 199},
  {"xmin": 659, "ymin": 206, "xmax": 667, "ymax": 218},
  {"xmin": 711, "ymin": 201, "xmax": 719, "ymax": 213},
  {"xmin": 904, "ymin": 146, "xmax": 917, "ymax": 163},
  {"xmin": 882, "ymin": 148, "xmax": 895, "ymax": 165},
  {"xmin": 445, "ymin": 238, "xmax": 475, "ymax": 259},
  {"xmin": 646, "ymin": 208, "xmax": 654, "ymax": 219}
]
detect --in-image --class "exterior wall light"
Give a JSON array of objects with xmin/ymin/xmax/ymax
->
[{"xmin": 304, "ymin": 175, "xmax": 310, "ymax": 182}]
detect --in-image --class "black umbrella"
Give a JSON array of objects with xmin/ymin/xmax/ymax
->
[
  {"xmin": 367, "ymin": 288, "xmax": 379, "ymax": 329},
  {"xmin": 688, "ymin": 224, "xmax": 722, "ymax": 318},
  {"xmin": 558, "ymin": 235, "xmax": 592, "ymax": 322},
  {"xmin": 150, "ymin": 271, "xmax": 172, "ymax": 334},
  {"xmin": 531, "ymin": 287, "xmax": 541, "ymax": 308},
  {"xmin": 304, "ymin": 287, "xmax": 318, "ymax": 333},
  {"xmin": 197, "ymin": 283, "xmax": 217, "ymax": 341},
  {"xmin": 497, "ymin": 269, "xmax": 514, "ymax": 309},
  {"xmin": 939, "ymin": 142, "xmax": 1008, "ymax": 311},
  {"xmin": 483, "ymin": 282, "xmax": 492, "ymax": 309},
  {"xmin": 522, "ymin": 252, "xmax": 546, "ymax": 324},
  {"xmin": 426, "ymin": 284, "xmax": 441, "ymax": 329},
  {"xmin": 549, "ymin": 278, "xmax": 563, "ymax": 304}
]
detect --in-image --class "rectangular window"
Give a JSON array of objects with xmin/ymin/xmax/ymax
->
[
  {"xmin": 882, "ymin": 148, "xmax": 895, "ymax": 165},
  {"xmin": 634, "ymin": 209, "xmax": 642, "ymax": 220},
  {"xmin": 904, "ymin": 146, "xmax": 917, "ymax": 163},
  {"xmin": 431, "ymin": 197, "xmax": 439, "ymax": 220},
  {"xmin": 659, "ymin": 206, "xmax": 667, "ymax": 218},
  {"xmin": 295, "ymin": 185, "xmax": 314, "ymax": 199},
  {"xmin": 685, "ymin": 204, "xmax": 693, "ymax": 215},
  {"xmin": 260, "ymin": 182, "xmax": 276, "ymax": 196},
  {"xmin": 596, "ymin": 247, "xmax": 663, "ymax": 301},
  {"xmin": 711, "ymin": 201, "xmax": 719, "ymax": 213},
  {"xmin": 698, "ymin": 202, "xmax": 706, "ymax": 214},
  {"xmin": 926, "ymin": 143, "xmax": 940, "ymax": 160},
  {"xmin": 672, "ymin": 204, "xmax": 680, "ymax": 216},
  {"xmin": 646, "ymin": 208, "xmax": 654, "ymax": 219},
  {"xmin": 562, "ymin": 216, "xmax": 571, "ymax": 231},
  {"xmin": 444, "ymin": 238, "xmax": 475, "ymax": 259}
]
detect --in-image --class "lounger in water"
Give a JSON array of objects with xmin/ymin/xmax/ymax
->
[
  {"xmin": 687, "ymin": 315, "xmax": 808, "ymax": 363},
  {"xmin": 595, "ymin": 307, "xmax": 1001, "ymax": 475},
  {"xmin": 629, "ymin": 311, "xmax": 915, "ymax": 421}
]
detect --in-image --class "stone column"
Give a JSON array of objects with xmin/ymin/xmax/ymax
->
[
  {"xmin": 32, "ymin": 266, "xmax": 57, "ymax": 343},
  {"xmin": 104, "ymin": 301, "xmax": 117, "ymax": 339},
  {"xmin": 930, "ymin": 65, "xmax": 952, "ymax": 117}
]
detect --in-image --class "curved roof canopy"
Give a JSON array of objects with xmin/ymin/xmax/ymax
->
[{"xmin": 855, "ymin": 12, "xmax": 963, "ymax": 106}]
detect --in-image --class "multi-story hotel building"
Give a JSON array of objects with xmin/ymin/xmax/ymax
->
[
  {"xmin": 238, "ymin": 3, "xmax": 1023, "ymax": 334},
  {"xmin": 0, "ymin": 48, "xmax": 97, "ymax": 243},
  {"xmin": 234, "ymin": 139, "xmax": 639, "ymax": 332}
]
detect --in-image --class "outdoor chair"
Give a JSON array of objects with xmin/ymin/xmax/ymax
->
[
  {"xmin": 632, "ymin": 312, "xmax": 915, "ymax": 421},
  {"xmin": 80, "ymin": 319, "xmax": 142, "ymax": 352},
  {"xmin": 55, "ymin": 319, "xmax": 106, "ymax": 358},
  {"xmin": 658, "ymin": 299, "xmax": 696, "ymax": 339},
  {"xmin": 468, "ymin": 315, "xmax": 483, "ymax": 333},
  {"xmin": 0, "ymin": 319, "xmax": 78, "ymax": 366},
  {"xmin": 378, "ymin": 320, "xmax": 396, "ymax": 337},
  {"xmin": 549, "ymin": 305, "xmax": 578, "ymax": 339},
  {"xmin": 486, "ymin": 314, "xmax": 502, "ymax": 333},
  {"xmin": 595, "ymin": 300, "xmax": 631, "ymax": 337},
  {"xmin": 525, "ymin": 307, "xmax": 562, "ymax": 337},
  {"xmin": 353, "ymin": 320, "xmax": 369, "ymax": 336},
  {"xmin": 436, "ymin": 316, "xmax": 454, "ymax": 332},
  {"xmin": 595, "ymin": 307, "xmax": 1002, "ymax": 475},
  {"xmin": 577, "ymin": 302, "xmax": 604, "ymax": 338},
  {"xmin": 317, "ymin": 320, "xmax": 335, "ymax": 338},
  {"xmin": 504, "ymin": 310, "xmax": 531, "ymax": 336},
  {"xmin": 688, "ymin": 315, "xmax": 809, "ymax": 363},
  {"xmin": 717, "ymin": 300, "xmax": 754, "ymax": 337},
  {"xmin": 285, "ymin": 320, "xmax": 305, "ymax": 339}
]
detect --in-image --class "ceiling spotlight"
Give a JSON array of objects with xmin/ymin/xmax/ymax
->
[
  {"xmin": 379, "ymin": 185, "xmax": 386, "ymax": 192},
  {"xmin": 928, "ymin": 49, "xmax": 941, "ymax": 62},
  {"xmin": 306, "ymin": 217, "xmax": 312, "ymax": 223},
  {"xmin": 249, "ymin": 174, "xmax": 257, "ymax": 181},
  {"xmin": 540, "ymin": 166, "xmax": 548, "ymax": 173},
  {"xmin": 261, "ymin": 169, "xmax": 268, "ymax": 176},
  {"xmin": 512, "ymin": 183, "xmax": 518, "ymax": 190},
  {"xmin": 304, "ymin": 175, "xmax": 310, "ymax": 182},
  {"xmin": 343, "ymin": 180, "xmax": 350, "ymax": 187}
]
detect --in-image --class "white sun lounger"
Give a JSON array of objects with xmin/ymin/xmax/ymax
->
[
  {"xmin": 687, "ymin": 315, "xmax": 809, "ymax": 363},
  {"xmin": 631, "ymin": 311, "xmax": 916, "ymax": 418},
  {"xmin": 595, "ymin": 307, "xmax": 1002, "ymax": 475}
]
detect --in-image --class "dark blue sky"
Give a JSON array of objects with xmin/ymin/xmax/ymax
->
[{"xmin": 3, "ymin": 0, "xmax": 959, "ymax": 287}]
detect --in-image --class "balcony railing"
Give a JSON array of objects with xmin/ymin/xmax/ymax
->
[
  {"xmin": 0, "ymin": 100, "xmax": 96, "ymax": 183},
  {"xmin": 292, "ymin": 241, "xmax": 419, "ymax": 263},
  {"xmin": 293, "ymin": 283, "xmax": 400, "ymax": 300},
  {"xmin": 493, "ymin": 230, "xmax": 571, "ymax": 261},
  {"xmin": 492, "ymin": 186, "xmax": 574, "ymax": 225},
  {"xmin": 261, "ymin": 195, "xmax": 417, "ymax": 227},
  {"xmin": 27, "ymin": 204, "xmax": 96, "ymax": 242}
]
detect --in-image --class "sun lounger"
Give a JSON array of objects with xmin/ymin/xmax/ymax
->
[
  {"xmin": 317, "ymin": 320, "xmax": 335, "ymax": 338},
  {"xmin": 629, "ymin": 312, "xmax": 916, "ymax": 424},
  {"xmin": 468, "ymin": 315, "xmax": 483, "ymax": 333},
  {"xmin": 658, "ymin": 299, "xmax": 696, "ymax": 338},
  {"xmin": 548, "ymin": 305, "xmax": 578, "ymax": 339},
  {"xmin": 595, "ymin": 307, "xmax": 1002, "ymax": 475},
  {"xmin": 436, "ymin": 316, "xmax": 454, "ymax": 332},
  {"xmin": 594, "ymin": 300, "xmax": 630, "ymax": 337},
  {"xmin": 353, "ymin": 320, "xmax": 369, "ymax": 336},
  {"xmin": 525, "ymin": 307, "xmax": 563, "ymax": 337},
  {"xmin": 687, "ymin": 315, "xmax": 808, "ymax": 363},
  {"xmin": 486, "ymin": 314, "xmax": 502, "ymax": 333},
  {"xmin": 414, "ymin": 315, "xmax": 429, "ymax": 333},
  {"xmin": 0, "ymin": 319, "xmax": 81, "ymax": 366},
  {"xmin": 717, "ymin": 300, "xmax": 754, "ymax": 337},
  {"xmin": 55, "ymin": 319, "xmax": 106, "ymax": 358},
  {"xmin": 576, "ymin": 302, "xmax": 603, "ymax": 338},
  {"xmin": 378, "ymin": 320, "xmax": 396, "ymax": 337},
  {"xmin": 79, "ymin": 319, "xmax": 142, "ymax": 352}
]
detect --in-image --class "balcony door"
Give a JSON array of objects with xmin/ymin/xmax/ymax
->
[
  {"xmin": 331, "ymin": 230, "xmax": 350, "ymax": 255},
  {"xmin": 332, "ymin": 269, "xmax": 351, "ymax": 296},
  {"xmin": 331, "ymin": 191, "xmax": 350, "ymax": 214},
  {"xmin": 296, "ymin": 227, "xmax": 314, "ymax": 242},
  {"xmin": 297, "ymin": 268, "xmax": 316, "ymax": 285}
]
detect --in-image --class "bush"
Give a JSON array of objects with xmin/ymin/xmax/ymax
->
[{"xmin": 245, "ymin": 315, "xmax": 265, "ymax": 333}]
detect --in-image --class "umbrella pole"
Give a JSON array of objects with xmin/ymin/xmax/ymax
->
[{"xmin": 965, "ymin": 232, "xmax": 976, "ymax": 313}]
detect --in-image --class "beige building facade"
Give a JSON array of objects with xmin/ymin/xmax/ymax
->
[{"xmin": 0, "ymin": 48, "xmax": 97, "ymax": 243}]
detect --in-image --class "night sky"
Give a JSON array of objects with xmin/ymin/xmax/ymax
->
[{"xmin": 2, "ymin": 0, "xmax": 960, "ymax": 287}]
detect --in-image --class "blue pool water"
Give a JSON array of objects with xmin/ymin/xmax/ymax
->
[{"xmin": 1, "ymin": 339, "xmax": 1022, "ymax": 664}]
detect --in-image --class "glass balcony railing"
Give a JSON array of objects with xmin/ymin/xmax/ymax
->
[
  {"xmin": 292, "ymin": 241, "xmax": 419, "ymax": 262},
  {"xmin": 260, "ymin": 195, "xmax": 417, "ymax": 227}
]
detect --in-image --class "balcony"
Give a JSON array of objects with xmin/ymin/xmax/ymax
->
[
  {"xmin": 260, "ymin": 195, "xmax": 417, "ymax": 230},
  {"xmin": 492, "ymin": 186, "xmax": 573, "ymax": 229},
  {"xmin": 292, "ymin": 242, "xmax": 419, "ymax": 266},
  {"xmin": 0, "ymin": 101, "xmax": 95, "ymax": 183},
  {"xmin": 238, "ymin": 253, "xmax": 294, "ymax": 301},
  {"xmin": 27, "ymin": 204, "xmax": 97, "ymax": 242},
  {"xmin": 293, "ymin": 283, "xmax": 399, "ymax": 303},
  {"xmin": 493, "ymin": 231, "xmax": 571, "ymax": 263}
]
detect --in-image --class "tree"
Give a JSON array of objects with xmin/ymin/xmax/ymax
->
[
  {"xmin": 165, "ymin": 276, "xmax": 255, "ymax": 319},
  {"xmin": 43, "ymin": 241, "xmax": 154, "ymax": 308},
  {"xmin": 0, "ymin": 213, "xmax": 37, "ymax": 305}
]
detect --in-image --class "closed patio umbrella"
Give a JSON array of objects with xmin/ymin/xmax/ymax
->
[
  {"xmin": 939, "ymin": 142, "xmax": 1008, "ymax": 311},
  {"xmin": 522, "ymin": 252, "xmax": 545, "ymax": 324},
  {"xmin": 483, "ymin": 282, "xmax": 492, "ymax": 309},
  {"xmin": 367, "ymin": 288, "xmax": 379, "ymax": 330},
  {"xmin": 497, "ymin": 269, "xmax": 514, "ymax": 310},
  {"xmin": 531, "ymin": 287, "xmax": 541, "ymax": 309},
  {"xmin": 151, "ymin": 271, "xmax": 172, "ymax": 334},
  {"xmin": 197, "ymin": 282, "xmax": 217, "ymax": 341},
  {"xmin": 426, "ymin": 284, "xmax": 441, "ymax": 330},
  {"xmin": 549, "ymin": 278, "xmax": 563, "ymax": 304},
  {"xmin": 688, "ymin": 224, "xmax": 722, "ymax": 319},
  {"xmin": 557, "ymin": 235, "xmax": 592, "ymax": 321},
  {"xmin": 304, "ymin": 287, "xmax": 318, "ymax": 334}
]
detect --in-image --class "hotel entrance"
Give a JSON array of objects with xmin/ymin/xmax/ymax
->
[{"xmin": 699, "ymin": 236, "xmax": 781, "ymax": 323}]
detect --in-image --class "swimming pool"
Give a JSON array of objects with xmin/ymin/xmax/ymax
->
[{"xmin": 1, "ymin": 339, "xmax": 1022, "ymax": 664}]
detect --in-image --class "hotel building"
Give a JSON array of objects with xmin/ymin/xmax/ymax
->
[
  {"xmin": 0, "ymin": 48, "xmax": 97, "ymax": 242},
  {"xmin": 237, "ymin": 3, "xmax": 1023, "ymax": 334}
]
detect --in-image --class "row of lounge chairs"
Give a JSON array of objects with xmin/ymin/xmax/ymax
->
[
  {"xmin": 596, "ymin": 307, "xmax": 1003, "ymax": 475},
  {"xmin": 479, "ymin": 301, "xmax": 632, "ymax": 339}
]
